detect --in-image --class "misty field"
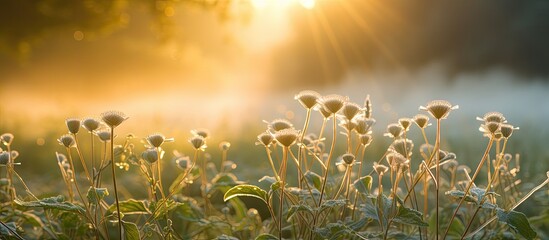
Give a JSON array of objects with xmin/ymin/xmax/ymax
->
[{"xmin": 1, "ymin": 91, "xmax": 548, "ymax": 240}]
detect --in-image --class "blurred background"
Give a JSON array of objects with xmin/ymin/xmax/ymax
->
[{"xmin": 1, "ymin": 0, "xmax": 548, "ymax": 211}]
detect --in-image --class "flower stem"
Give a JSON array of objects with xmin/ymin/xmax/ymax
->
[{"xmin": 110, "ymin": 127, "xmax": 122, "ymax": 240}]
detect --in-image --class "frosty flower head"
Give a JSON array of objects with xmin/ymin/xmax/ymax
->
[
  {"xmin": 146, "ymin": 133, "xmax": 173, "ymax": 148},
  {"xmin": 273, "ymin": 128, "xmax": 300, "ymax": 147},
  {"xmin": 420, "ymin": 100, "xmax": 458, "ymax": 120},
  {"xmin": 341, "ymin": 102, "xmax": 362, "ymax": 120},
  {"xmin": 175, "ymin": 155, "xmax": 191, "ymax": 170},
  {"xmin": 413, "ymin": 114, "xmax": 430, "ymax": 129},
  {"xmin": 0, "ymin": 152, "xmax": 9, "ymax": 165},
  {"xmin": 479, "ymin": 121, "xmax": 501, "ymax": 135},
  {"xmin": 56, "ymin": 152, "xmax": 67, "ymax": 164},
  {"xmin": 354, "ymin": 117, "xmax": 375, "ymax": 135},
  {"xmin": 359, "ymin": 134, "xmax": 373, "ymax": 147},
  {"xmin": 141, "ymin": 149, "xmax": 159, "ymax": 163},
  {"xmin": 398, "ymin": 118, "xmax": 412, "ymax": 131},
  {"xmin": 58, "ymin": 134, "xmax": 75, "ymax": 148},
  {"xmin": 219, "ymin": 141, "xmax": 231, "ymax": 151},
  {"xmin": 384, "ymin": 123, "xmax": 403, "ymax": 138},
  {"xmin": 500, "ymin": 124, "xmax": 518, "ymax": 139},
  {"xmin": 0, "ymin": 133, "xmax": 14, "ymax": 146},
  {"xmin": 295, "ymin": 90, "xmax": 321, "ymax": 109},
  {"xmin": 318, "ymin": 94, "xmax": 347, "ymax": 114},
  {"xmin": 341, "ymin": 153, "xmax": 356, "ymax": 165},
  {"xmin": 66, "ymin": 118, "xmax": 81, "ymax": 134},
  {"xmin": 100, "ymin": 111, "xmax": 128, "ymax": 128},
  {"xmin": 191, "ymin": 129, "xmax": 209, "ymax": 139},
  {"xmin": 189, "ymin": 135, "xmax": 207, "ymax": 150},
  {"xmin": 339, "ymin": 119, "xmax": 356, "ymax": 132},
  {"xmin": 364, "ymin": 95, "xmax": 372, "ymax": 118},
  {"xmin": 316, "ymin": 104, "xmax": 333, "ymax": 119},
  {"xmin": 257, "ymin": 132, "xmax": 274, "ymax": 147},
  {"xmin": 390, "ymin": 139, "xmax": 414, "ymax": 158},
  {"xmin": 386, "ymin": 152, "xmax": 408, "ymax": 167},
  {"xmin": 96, "ymin": 129, "xmax": 112, "ymax": 142},
  {"xmin": 82, "ymin": 118, "xmax": 100, "ymax": 132},
  {"xmin": 265, "ymin": 119, "xmax": 293, "ymax": 132},
  {"xmin": 477, "ymin": 112, "xmax": 506, "ymax": 124},
  {"xmin": 373, "ymin": 162, "xmax": 389, "ymax": 175}
]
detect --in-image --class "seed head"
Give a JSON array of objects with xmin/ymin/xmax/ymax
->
[
  {"xmin": 0, "ymin": 152, "xmax": 9, "ymax": 165},
  {"xmin": 191, "ymin": 129, "xmax": 209, "ymax": 138},
  {"xmin": 386, "ymin": 152, "xmax": 408, "ymax": 167},
  {"xmin": 364, "ymin": 95, "xmax": 372, "ymax": 119},
  {"xmin": 141, "ymin": 149, "xmax": 159, "ymax": 163},
  {"xmin": 219, "ymin": 141, "xmax": 231, "ymax": 151},
  {"xmin": 420, "ymin": 100, "xmax": 458, "ymax": 120},
  {"xmin": 189, "ymin": 135, "xmax": 206, "ymax": 150},
  {"xmin": 373, "ymin": 162, "xmax": 389, "ymax": 175},
  {"xmin": 96, "ymin": 129, "xmax": 112, "ymax": 142},
  {"xmin": 56, "ymin": 152, "xmax": 67, "ymax": 163},
  {"xmin": 500, "ymin": 124, "xmax": 518, "ymax": 139},
  {"xmin": 10, "ymin": 151, "xmax": 18, "ymax": 160},
  {"xmin": 175, "ymin": 155, "xmax": 191, "ymax": 170},
  {"xmin": 273, "ymin": 128, "xmax": 299, "ymax": 147},
  {"xmin": 318, "ymin": 94, "xmax": 347, "ymax": 114},
  {"xmin": 316, "ymin": 104, "xmax": 333, "ymax": 119},
  {"xmin": 354, "ymin": 117, "xmax": 375, "ymax": 134},
  {"xmin": 398, "ymin": 118, "xmax": 412, "ymax": 131},
  {"xmin": 146, "ymin": 133, "xmax": 173, "ymax": 148},
  {"xmin": 390, "ymin": 139, "xmax": 414, "ymax": 158},
  {"xmin": 359, "ymin": 134, "xmax": 373, "ymax": 146},
  {"xmin": 341, "ymin": 153, "xmax": 356, "ymax": 165},
  {"xmin": 295, "ymin": 90, "xmax": 321, "ymax": 109},
  {"xmin": 1, "ymin": 133, "xmax": 14, "ymax": 146},
  {"xmin": 480, "ymin": 122, "xmax": 500, "ymax": 134},
  {"xmin": 82, "ymin": 118, "xmax": 100, "ymax": 132},
  {"xmin": 257, "ymin": 132, "xmax": 274, "ymax": 147},
  {"xmin": 477, "ymin": 112, "xmax": 506, "ymax": 123},
  {"xmin": 413, "ymin": 114, "xmax": 430, "ymax": 129},
  {"xmin": 266, "ymin": 119, "xmax": 293, "ymax": 132},
  {"xmin": 66, "ymin": 118, "xmax": 81, "ymax": 134},
  {"xmin": 384, "ymin": 123, "xmax": 403, "ymax": 138},
  {"xmin": 58, "ymin": 134, "xmax": 75, "ymax": 148},
  {"xmin": 100, "ymin": 111, "xmax": 128, "ymax": 128},
  {"xmin": 341, "ymin": 102, "xmax": 362, "ymax": 120}
]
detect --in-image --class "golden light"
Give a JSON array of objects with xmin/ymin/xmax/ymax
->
[
  {"xmin": 251, "ymin": 0, "xmax": 314, "ymax": 10},
  {"xmin": 299, "ymin": 0, "xmax": 316, "ymax": 9}
]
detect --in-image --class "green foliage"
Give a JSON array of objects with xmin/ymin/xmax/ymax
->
[
  {"xmin": 223, "ymin": 185, "xmax": 268, "ymax": 204},
  {"xmin": 14, "ymin": 195, "xmax": 85, "ymax": 214},
  {"xmin": 496, "ymin": 209, "xmax": 537, "ymax": 239}
]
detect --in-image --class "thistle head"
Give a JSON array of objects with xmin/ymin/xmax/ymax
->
[
  {"xmin": 273, "ymin": 128, "xmax": 299, "ymax": 147},
  {"xmin": 359, "ymin": 134, "xmax": 373, "ymax": 147},
  {"xmin": 373, "ymin": 161, "xmax": 389, "ymax": 175},
  {"xmin": 191, "ymin": 129, "xmax": 209, "ymax": 138},
  {"xmin": 295, "ymin": 90, "xmax": 321, "ymax": 109},
  {"xmin": 82, "ymin": 118, "xmax": 100, "ymax": 132},
  {"xmin": 340, "ymin": 153, "xmax": 355, "ymax": 165},
  {"xmin": 318, "ymin": 94, "xmax": 347, "ymax": 115},
  {"xmin": 354, "ymin": 117, "xmax": 375, "ymax": 135},
  {"xmin": 257, "ymin": 132, "xmax": 274, "ymax": 147},
  {"xmin": 65, "ymin": 118, "xmax": 81, "ymax": 134},
  {"xmin": 390, "ymin": 139, "xmax": 414, "ymax": 158},
  {"xmin": 100, "ymin": 111, "xmax": 128, "ymax": 128},
  {"xmin": 398, "ymin": 118, "xmax": 412, "ymax": 131},
  {"xmin": 175, "ymin": 155, "xmax": 192, "ymax": 170},
  {"xmin": 96, "ymin": 129, "xmax": 112, "ymax": 142},
  {"xmin": 0, "ymin": 152, "xmax": 9, "ymax": 165},
  {"xmin": 479, "ymin": 121, "xmax": 501, "ymax": 135},
  {"xmin": 384, "ymin": 123, "xmax": 403, "ymax": 138},
  {"xmin": 0, "ymin": 133, "xmax": 14, "ymax": 146},
  {"xmin": 146, "ymin": 133, "xmax": 173, "ymax": 148},
  {"xmin": 58, "ymin": 134, "xmax": 75, "ymax": 148},
  {"xmin": 219, "ymin": 141, "xmax": 231, "ymax": 151},
  {"xmin": 413, "ymin": 114, "xmax": 430, "ymax": 129},
  {"xmin": 500, "ymin": 124, "xmax": 518, "ymax": 139},
  {"xmin": 141, "ymin": 149, "xmax": 159, "ymax": 163},
  {"xmin": 265, "ymin": 119, "xmax": 293, "ymax": 132},
  {"xmin": 477, "ymin": 112, "xmax": 506, "ymax": 123},
  {"xmin": 341, "ymin": 102, "xmax": 362, "ymax": 120},
  {"xmin": 316, "ymin": 104, "xmax": 333, "ymax": 119},
  {"xmin": 420, "ymin": 100, "xmax": 458, "ymax": 120},
  {"xmin": 386, "ymin": 152, "xmax": 408, "ymax": 167},
  {"xmin": 189, "ymin": 135, "xmax": 207, "ymax": 150}
]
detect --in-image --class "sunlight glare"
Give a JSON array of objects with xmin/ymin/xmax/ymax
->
[{"xmin": 300, "ymin": 0, "xmax": 316, "ymax": 9}]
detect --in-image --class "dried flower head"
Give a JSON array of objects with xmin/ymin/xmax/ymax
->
[
  {"xmin": 398, "ymin": 118, "xmax": 412, "ymax": 131},
  {"xmin": 295, "ymin": 90, "xmax": 321, "ymax": 109},
  {"xmin": 339, "ymin": 119, "xmax": 356, "ymax": 132},
  {"xmin": 384, "ymin": 123, "xmax": 403, "ymax": 138},
  {"xmin": 96, "ymin": 129, "xmax": 112, "ymax": 142},
  {"xmin": 56, "ymin": 152, "xmax": 67, "ymax": 163},
  {"xmin": 58, "ymin": 134, "xmax": 75, "ymax": 148},
  {"xmin": 341, "ymin": 102, "xmax": 362, "ymax": 120},
  {"xmin": 386, "ymin": 152, "xmax": 408, "ymax": 167},
  {"xmin": 82, "ymin": 118, "xmax": 100, "ymax": 132},
  {"xmin": 354, "ymin": 117, "xmax": 375, "ymax": 134},
  {"xmin": 10, "ymin": 151, "xmax": 18, "ymax": 160},
  {"xmin": 477, "ymin": 112, "xmax": 506, "ymax": 123},
  {"xmin": 257, "ymin": 132, "xmax": 274, "ymax": 147},
  {"xmin": 0, "ymin": 152, "xmax": 9, "ymax": 165},
  {"xmin": 500, "ymin": 124, "xmax": 518, "ymax": 139},
  {"xmin": 100, "ymin": 111, "xmax": 128, "ymax": 128},
  {"xmin": 189, "ymin": 135, "xmax": 206, "ymax": 150},
  {"xmin": 1, "ymin": 133, "xmax": 14, "ymax": 146},
  {"xmin": 265, "ymin": 119, "xmax": 293, "ymax": 132},
  {"xmin": 316, "ymin": 104, "xmax": 333, "ymax": 119},
  {"xmin": 146, "ymin": 133, "xmax": 173, "ymax": 148},
  {"xmin": 413, "ymin": 114, "xmax": 430, "ymax": 129},
  {"xmin": 66, "ymin": 118, "xmax": 81, "ymax": 134},
  {"xmin": 273, "ymin": 128, "xmax": 299, "ymax": 147},
  {"xmin": 141, "ymin": 149, "xmax": 159, "ymax": 163},
  {"xmin": 318, "ymin": 94, "xmax": 347, "ymax": 114},
  {"xmin": 175, "ymin": 155, "xmax": 191, "ymax": 170},
  {"xmin": 480, "ymin": 121, "xmax": 501, "ymax": 134},
  {"xmin": 191, "ymin": 129, "xmax": 209, "ymax": 138},
  {"xmin": 390, "ymin": 139, "xmax": 414, "ymax": 158},
  {"xmin": 420, "ymin": 100, "xmax": 458, "ymax": 120},
  {"xmin": 373, "ymin": 161, "xmax": 389, "ymax": 175},
  {"xmin": 341, "ymin": 153, "xmax": 356, "ymax": 165},
  {"xmin": 359, "ymin": 134, "xmax": 373, "ymax": 146},
  {"xmin": 364, "ymin": 95, "xmax": 372, "ymax": 118},
  {"xmin": 219, "ymin": 141, "xmax": 231, "ymax": 151}
]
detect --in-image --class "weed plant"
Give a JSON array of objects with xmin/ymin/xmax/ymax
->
[{"xmin": 0, "ymin": 92, "xmax": 548, "ymax": 239}]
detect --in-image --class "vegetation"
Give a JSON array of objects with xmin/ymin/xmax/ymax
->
[{"xmin": 0, "ymin": 90, "xmax": 548, "ymax": 239}]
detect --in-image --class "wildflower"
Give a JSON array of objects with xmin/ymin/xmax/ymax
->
[
  {"xmin": 316, "ymin": 105, "xmax": 333, "ymax": 119},
  {"xmin": 420, "ymin": 100, "xmax": 458, "ymax": 120},
  {"xmin": 413, "ymin": 114, "xmax": 430, "ymax": 129},
  {"xmin": 359, "ymin": 134, "xmax": 373, "ymax": 147},
  {"xmin": 398, "ymin": 118, "xmax": 412, "ymax": 131},
  {"xmin": 146, "ymin": 133, "xmax": 173, "ymax": 148},
  {"xmin": 191, "ymin": 129, "xmax": 209, "ymax": 138},
  {"xmin": 373, "ymin": 162, "xmax": 389, "ymax": 175},
  {"xmin": 219, "ymin": 141, "xmax": 231, "ymax": 151},
  {"xmin": 384, "ymin": 123, "xmax": 403, "ymax": 138},
  {"xmin": 82, "ymin": 118, "xmax": 100, "ymax": 132},
  {"xmin": 66, "ymin": 118, "xmax": 81, "ymax": 134},
  {"xmin": 256, "ymin": 132, "xmax": 274, "ymax": 147},
  {"xmin": 479, "ymin": 121, "xmax": 500, "ymax": 135},
  {"xmin": 342, "ymin": 153, "xmax": 355, "ymax": 165},
  {"xmin": 476, "ymin": 112, "xmax": 506, "ymax": 123},
  {"xmin": 339, "ymin": 119, "xmax": 356, "ymax": 132},
  {"xmin": 354, "ymin": 117, "xmax": 375, "ymax": 134},
  {"xmin": 0, "ymin": 133, "xmax": 14, "ymax": 146},
  {"xmin": 364, "ymin": 95, "xmax": 372, "ymax": 118},
  {"xmin": 56, "ymin": 152, "xmax": 67, "ymax": 163},
  {"xmin": 189, "ymin": 135, "xmax": 207, "ymax": 150},
  {"xmin": 295, "ymin": 90, "xmax": 321, "ymax": 109},
  {"xmin": 96, "ymin": 129, "xmax": 112, "ymax": 142},
  {"xmin": 318, "ymin": 94, "xmax": 347, "ymax": 114},
  {"xmin": 273, "ymin": 128, "xmax": 299, "ymax": 147},
  {"xmin": 341, "ymin": 102, "xmax": 362, "ymax": 120},
  {"xmin": 100, "ymin": 111, "xmax": 128, "ymax": 128},
  {"xmin": 10, "ymin": 151, "xmax": 18, "ymax": 160},
  {"xmin": 500, "ymin": 124, "xmax": 518, "ymax": 139},
  {"xmin": 141, "ymin": 149, "xmax": 159, "ymax": 163},
  {"xmin": 175, "ymin": 155, "xmax": 192, "ymax": 170},
  {"xmin": 390, "ymin": 139, "xmax": 414, "ymax": 158},
  {"xmin": 58, "ymin": 134, "xmax": 75, "ymax": 148},
  {"xmin": 265, "ymin": 119, "xmax": 293, "ymax": 132},
  {"xmin": 386, "ymin": 152, "xmax": 408, "ymax": 167},
  {"xmin": 0, "ymin": 152, "xmax": 9, "ymax": 165}
]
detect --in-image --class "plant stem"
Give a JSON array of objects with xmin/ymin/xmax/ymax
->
[
  {"xmin": 435, "ymin": 119, "xmax": 441, "ymax": 240},
  {"xmin": 74, "ymin": 135, "xmax": 93, "ymax": 185},
  {"xmin": 279, "ymin": 147, "xmax": 289, "ymax": 240},
  {"xmin": 318, "ymin": 113, "xmax": 338, "ymax": 206},
  {"xmin": 109, "ymin": 127, "xmax": 122, "ymax": 240}
]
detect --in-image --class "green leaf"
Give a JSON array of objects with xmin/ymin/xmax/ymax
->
[
  {"xmin": 171, "ymin": 197, "xmax": 203, "ymax": 221},
  {"xmin": 122, "ymin": 221, "xmax": 140, "ymax": 240},
  {"xmin": 496, "ymin": 208, "xmax": 537, "ymax": 240},
  {"xmin": 445, "ymin": 190, "xmax": 476, "ymax": 203},
  {"xmin": 108, "ymin": 199, "xmax": 150, "ymax": 215},
  {"xmin": 394, "ymin": 205, "xmax": 428, "ymax": 227},
  {"xmin": 87, "ymin": 187, "xmax": 109, "ymax": 204},
  {"xmin": 255, "ymin": 233, "xmax": 278, "ymax": 240},
  {"xmin": 353, "ymin": 175, "xmax": 373, "ymax": 195},
  {"xmin": 217, "ymin": 235, "xmax": 239, "ymax": 240},
  {"xmin": 287, "ymin": 204, "xmax": 314, "ymax": 220},
  {"xmin": 304, "ymin": 171, "xmax": 322, "ymax": 189},
  {"xmin": 0, "ymin": 222, "xmax": 17, "ymax": 236},
  {"xmin": 14, "ymin": 195, "xmax": 85, "ymax": 214},
  {"xmin": 223, "ymin": 184, "xmax": 268, "ymax": 204},
  {"xmin": 319, "ymin": 199, "xmax": 347, "ymax": 212}
]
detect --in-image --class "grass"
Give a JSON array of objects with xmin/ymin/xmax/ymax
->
[{"xmin": 0, "ymin": 90, "xmax": 548, "ymax": 239}]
